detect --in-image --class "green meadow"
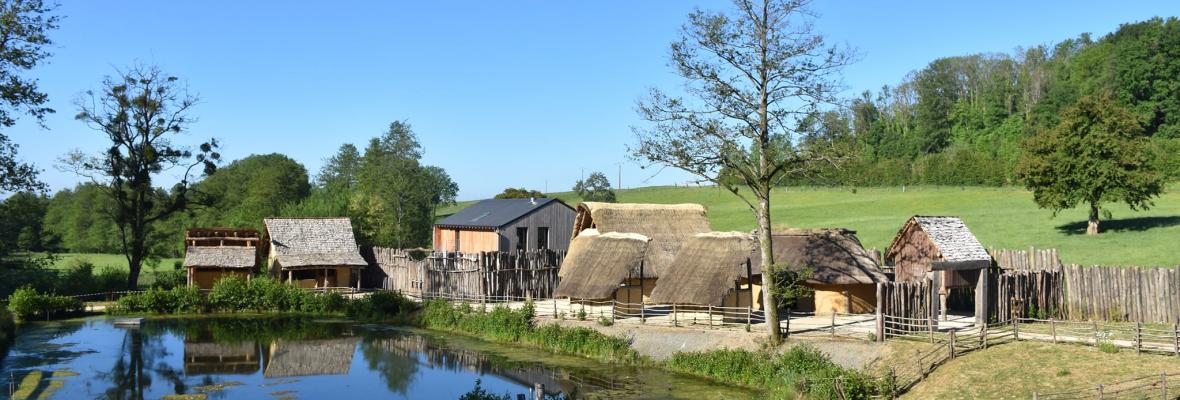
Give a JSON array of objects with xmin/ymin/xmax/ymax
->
[{"xmin": 447, "ymin": 185, "xmax": 1180, "ymax": 267}]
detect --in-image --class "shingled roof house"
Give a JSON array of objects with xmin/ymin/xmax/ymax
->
[
  {"xmin": 885, "ymin": 216, "xmax": 992, "ymax": 322},
  {"xmin": 183, "ymin": 228, "xmax": 262, "ymax": 289},
  {"xmin": 433, "ymin": 198, "xmax": 575, "ymax": 253},
  {"xmin": 264, "ymin": 217, "xmax": 368, "ymax": 289}
]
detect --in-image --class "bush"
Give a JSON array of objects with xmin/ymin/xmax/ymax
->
[
  {"xmin": 346, "ymin": 291, "xmax": 414, "ymax": 321},
  {"xmin": 111, "ymin": 286, "xmax": 202, "ymax": 314},
  {"xmin": 664, "ymin": 345, "xmax": 884, "ymax": 399},
  {"xmin": 6, "ymin": 286, "xmax": 84, "ymax": 321},
  {"xmin": 206, "ymin": 277, "xmax": 350, "ymax": 314}
]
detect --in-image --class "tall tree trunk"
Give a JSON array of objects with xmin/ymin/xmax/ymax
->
[
  {"xmin": 1087, "ymin": 202, "xmax": 1100, "ymax": 235},
  {"xmin": 757, "ymin": 189, "xmax": 781, "ymax": 345}
]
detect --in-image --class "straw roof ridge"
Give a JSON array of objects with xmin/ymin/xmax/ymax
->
[
  {"xmin": 554, "ymin": 231, "xmax": 651, "ymax": 300},
  {"xmin": 263, "ymin": 217, "xmax": 368, "ymax": 267},
  {"xmin": 572, "ymin": 202, "xmax": 712, "ymax": 277},
  {"xmin": 649, "ymin": 232, "xmax": 755, "ymax": 306},
  {"xmin": 184, "ymin": 246, "xmax": 257, "ymax": 269}
]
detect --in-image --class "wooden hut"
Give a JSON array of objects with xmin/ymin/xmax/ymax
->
[
  {"xmin": 183, "ymin": 228, "xmax": 262, "ymax": 289},
  {"xmin": 554, "ymin": 230, "xmax": 650, "ymax": 307},
  {"xmin": 755, "ymin": 229, "xmax": 887, "ymax": 314},
  {"xmin": 885, "ymin": 216, "xmax": 992, "ymax": 322},
  {"xmin": 263, "ymin": 338, "xmax": 357, "ymax": 377},
  {"xmin": 263, "ymin": 217, "xmax": 368, "ymax": 289},
  {"xmin": 569, "ymin": 202, "xmax": 712, "ymax": 300},
  {"xmin": 433, "ymin": 198, "xmax": 576, "ymax": 252},
  {"xmin": 649, "ymin": 232, "xmax": 761, "ymax": 310},
  {"xmin": 184, "ymin": 341, "xmax": 261, "ymax": 375}
]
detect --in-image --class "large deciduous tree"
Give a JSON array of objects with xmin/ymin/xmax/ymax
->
[
  {"xmin": 65, "ymin": 65, "xmax": 219, "ymax": 288},
  {"xmin": 0, "ymin": 0, "xmax": 58, "ymax": 194},
  {"xmin": 1017, "ymin": 94, "xmax": 1164, "ymax": 235},
  {"xmin": 191, "ymin": 153, "xmax": 310, "ymax": 230},
  {"xmin": 631, "ymin": 0, "xmax": 853, "ymax": 344}
]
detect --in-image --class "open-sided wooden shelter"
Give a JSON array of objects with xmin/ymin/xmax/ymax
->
[
  {"xmin": 649, "ymin": 232, "xmax": 761, "ymax": 310},
  {"xmin": 183, "ymin": 228, "xmax": 262, "ymax": 289},
  {"xmin": 754, "ymin": 228, "xmax": 887, "ymax": 314},
  {"xmin": 885, "ymin": 216, "xmax": 992, "ymax": 323},
  {"xmin": 264, "ymin": 217, "xmax": 368, "ymax": 289},
  {"xmin": 569, "ymin": 202, "xmax": 712, "ymax": 301}
]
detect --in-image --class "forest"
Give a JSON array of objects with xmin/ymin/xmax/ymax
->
[{"xmin": 3, "ymin": 17, "xmax": 1180, "ymax": 262}]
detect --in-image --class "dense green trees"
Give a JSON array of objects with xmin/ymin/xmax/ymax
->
[
  {"xmin": 0, "ymin": 0, "xmax": 58, "ymax": 194},
  {"xmin": 190, "ymin": 153, "xmax": 311, "ymax": 230},
  {"xmin": 494, "ymin": 188, "xmax": 546, "ymax": 199},
  {"xmin": 1018, "ymin": 94, "xmax": 1164, "ymax": 235}
]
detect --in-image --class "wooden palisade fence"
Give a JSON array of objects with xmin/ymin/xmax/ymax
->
[
  {"xmin": 1063, "ymin": 264, "xmax": 1180, "ymax": 324},
  {"xmin": 996, "ymin": 269, "xmax": 1065, "ymax": 321},
  {"xmin": 365, "ymin": 248, "xmax": 565, "ymax": 300}
]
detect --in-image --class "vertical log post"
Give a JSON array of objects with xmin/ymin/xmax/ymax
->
[
  {"xmin": 673, "ymin": 303, "xmax": 678, "ymax": 327},
  {"xmin": 746, "ymin": 306, "xmax": 752, "ymax": 332},
  {"xmin": 876, "ymin": 282, "xmax": 884, "ymax": 342},
  {"xmin": 534, "ymin": 383, "xmax": 544, "ymax": 400},
  {"xmin": 1160, "ymin": 372, "xmax": 1167, "ymax": 400},
  {"xmin": 1093, "ymin": 321, "xmax": 1100, "ymax": 346},
  {"xmin": 830, "ymin": 312, "xmax": 836, "ymax": 337},
  {"xmin": 948, "ymin": 329, "xmax": 957, "ymax": 359},
  {"xmin": 1051, "ymin": 318, "xmax": 1057, "ymax": 343},
  {"xmin": 708, "ymin": 305, "xmax": 713, "ymax": 328},
  {"xmin": 1013, "ymin": 316, "xmax": 1020, "ymax": 341},
  {"xmin": 1136, "ymin": 322, "xmax": 1142, "ymax": 355},
  {"xmin": 1173, "ymin": 323, "xmax": 1179, "ymax": 358}
]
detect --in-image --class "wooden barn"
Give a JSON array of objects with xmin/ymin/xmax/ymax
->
[
  {"xmin": 433, "ymin": 198, "xmax": 575, "ymax": 253},
  {"xmin": 568, "ymin": 202, "xmax": 713, "ymax": 302},
  {"xmin": 263, "ymin": 217, "xmax": 368, "ymax": 289},
  {"xmin": 755, "ymin": 229, "xmax": 887, "ymax": 315},
  {"xmin": 648, "ymin": 232, "xmax": 762, "ymax": 310},
  {"xmin": 263, "ymin": 338, "xmax": 357, "ymax": 377},
  {"xmin": 885, "ymin": 216, "xmax": 992, "ymax": 322},
  {"xmin": 554, "ymin": 230, "xmax": 651, "ymax": 306},
  {"xmin": 183, "ymin": 228, "xmax": 262, "ymax": 289}
]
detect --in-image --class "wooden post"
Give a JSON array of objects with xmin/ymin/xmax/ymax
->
[
  {"xmin": 876, "ymin": 282, "xmax": 884, "ymax": 342},
  {"xmin": 611, "ymin": 301, "xmax": 616, "ymax": 324},
  {"xmin": 1173, "ymin": 323, "xmax": 1179, "ymax": 357},
  {"xmin": 948, "ymin": 329, "xmax": 956, "ymax": 359},
  {"xmin": 1160, "ymin": 372, "xmax": 1167, "ymax": 400},
  {"xmin": 1093, "ymin": 321, "xmax": 1100, "ymax": 346},
  {"xmin": 746, "ymin": 259, "xmax": 754, "ymax": 310},
  {"xmin": 746, "ymin": 306, "xmax": 752, "ymax": 332},
  {"xmin": 553, "ymin": 298, "xmax": 558, "ymax": 319},
  {"xmin": 888, "ymin": 368, "xmax": 897, "ymax": 400},
  {"xmin": 1013, "ymin": 316, "xmax": 1020, "ymax": 341},
  {"xmin": 673, "ymin": 303, "xmax": 678, "ymax": 327},
  {"xmin": 639, "ymin": 261, "xmax": 646, "ymax": 323},
  {"xmin": 830, "ymin": 312, "xmax": 836, "ymax": 337},
  {"xmin": 534, "ymin": 383, "xmax": 544, "ymax": 400},
  {"xmin": 1096, "ymin": 384, "xmax": 1103, "ymax": 397},
  {"xmin": 708, "ymin": 305, "xmax": 713, "ymax": 328},
  {"xmin": 1050, "ymin": 318, "xmax": 1057, "ymax": 343},
  {"xmin": 1136, "ymin": 322, "xmax": 1142, "ymax": 355}
]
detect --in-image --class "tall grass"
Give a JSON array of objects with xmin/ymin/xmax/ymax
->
[
  {"xmin": 664, "ymin": 346, "xmax": 885, "ymax": 399},
  {"xmin": 418, "ymin": 300, "xmax": 641, "ymax": 364}
]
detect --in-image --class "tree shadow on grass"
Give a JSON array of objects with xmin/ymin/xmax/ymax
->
[{"xmin": 1054, "ymin": 216, "xmax": 1180, "ymax": 235}]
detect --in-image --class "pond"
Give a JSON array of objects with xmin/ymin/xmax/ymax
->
[{"xmin": 0, "ymin": 316, "xmax": 757, "ymax": 399}]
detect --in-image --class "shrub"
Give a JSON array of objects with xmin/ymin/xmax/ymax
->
[
  {"xmin": 111, "ymin": 286, "xmax": 202, "ymax": 314},
  {"xmin": 6, "ymin": 286, "xmax": 84, "ymax": 321},
  {"xmin": 346, "ymin": 291, "xmax": 414, "ymax": 321},
  {"xmin": 597, "ymin": 316, "xmax": 613, "ymax": 327}
]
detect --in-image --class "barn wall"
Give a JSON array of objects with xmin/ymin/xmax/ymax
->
[
  {"xmin": 434, "ymin": 228, "xmax": 500, "ymax": 253},
  {"xmin": 496, "ymin": 202, "xmax": 576, "ymax": 252},
  {"xmin": 890, "ymin": 224, "xmax": 941, "ymax": 282}
]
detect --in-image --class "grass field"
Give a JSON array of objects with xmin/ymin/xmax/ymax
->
[
  {"xmin": 901, "ymin": 341, "xmax": 1180, "ymax": 399},
  {"xmin": 37, "ymin": 253, "xmax": 183, "ymax": 287},
  {"xmin": 445, "ymin": 185, "xmax": 1180, "ymax": 266}
]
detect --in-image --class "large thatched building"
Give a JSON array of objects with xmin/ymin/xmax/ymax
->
[
  {"xmin": 569, "ymin": 202, "xmax": 712, "ymax": 302},
  {"xmin": 754, "ymin": 229, "xmax": 887, "ymax": 314},
  {"xmin": 649, "ymin": 232, "xmax": 760, "ymax": 310},
  {"xmin": 183, "ymin": 228, "xmax": 262, "ymax": 289},
  {"xmin": 264, "ymin": 217, "xmax": 368, "ymax": 289},
  {"xmin": 885, "ymin": 216, "xmax": 992, "ymax": 321},
  {"xmin": 554, "ymin": 230, "xmax": 650, "ymax": 302}
]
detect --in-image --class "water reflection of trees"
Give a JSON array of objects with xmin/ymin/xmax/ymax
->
[
  {"xmin": 99, "ymin": 326, "xmax": 188, "ymax": 400},
  {"xmin": 362, "ymin": 333, "xmax": 626, "ymax": 397}
]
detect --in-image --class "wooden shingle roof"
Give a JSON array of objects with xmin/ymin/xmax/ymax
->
[
  {"xmin": 890, "ymin": 216, "xmax": 991, "ymax": 262},
  {"xmin": 264, "ymin": 218, "xmax": 367, "ymax": 268},
  {"xmin": 183, "ymin": 247, "xmax": 257, "ymax": 269}
]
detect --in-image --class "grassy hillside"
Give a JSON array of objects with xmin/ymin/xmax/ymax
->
[{"xmin": 447, "ymin": 185, "xmax": 1180, "ymax": 266}]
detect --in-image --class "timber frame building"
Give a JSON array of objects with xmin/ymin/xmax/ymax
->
[
  {"xmin": 183, "ymin": 228, "xmax": 262, "ymax": 289},
  {"xmin": 264, "ymin": 217, "xmax": 368, "ymax": 289}
]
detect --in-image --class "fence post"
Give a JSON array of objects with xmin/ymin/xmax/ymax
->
[
  {"xmin": 1136, "ymin": 322, "xmax": 1142, "ymax": 355},
  {"xmin": 611, "ymin": 301, "xmax": 617, "ymax": 324},
  {"xmin": 876, "ymin": 282, "xmax": 884, "ymax": 342},
  {"xmin": 948, "ymin": 329, "xmax": 956, "ymax": 359},
  {"xmin": 746, "ymin": 306, "xmax": 751, "ymax": 332},
  {"xmin": 888, "ymin": 368, "xmax": 897, "ymax": 400},
  {"xmin": 1093, "ymin": 321, "xmax": 1099, "ymax": 346},
  {"xmin": 1013, "ymin": 317, "xmax": 1020, "ymax": 341},
  {"xmin": 982, "ymin": 323, "xmax": 988, "ymax": 349},
  {"xmin": 830, "ymin": 312, "xmax": 836, "ymax": 337},
  {"xmin": 708, "ymin": 305, "xmax": 713, "ymax": 328},
  {"xmin": 1173, "ymin": 323, "xmax": 1179, "ymax": 358},
  {"xmin": 1050, "ymin": 318, "xmax": 1057, "ymax": 343},
  {"xmin": 553, "ymin": 298, "xmax": 558, "ymax": 319},
  {"xmin": 1160, "ymin": 372, "xmax": 1167, "ymax": 400},
  {"xmin": 673, "ymin": 303, "xmax": 678, "ymax": 327},
  {"xmin": 1097, "ymin": 384, "xmax": 1103, "ymax": 397},
  {"xmin": 534, "ymin": 383, "xmax": 544, "ymax": 400}
]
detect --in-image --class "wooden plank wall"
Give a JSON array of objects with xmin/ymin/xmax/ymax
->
[
  {"xmin": 366, "ymin": 247, "xmax": 565, "ymax": 300},
  {"xmin": 996, "ymin": 269, "xmax": 1065, "ymax": 320},
  {"xmin": 1063, "ymin": 264, "xmax": 1180, "ymax": 324}
]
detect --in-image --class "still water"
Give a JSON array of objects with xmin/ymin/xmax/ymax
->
[{"xmin": 0, "ymin": 316, "xmax": 756, "ymax": 399}]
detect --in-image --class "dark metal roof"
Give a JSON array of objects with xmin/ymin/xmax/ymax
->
[{"xmin": 434, "ymin": 198, "xmax": 570, "ymax": 229}]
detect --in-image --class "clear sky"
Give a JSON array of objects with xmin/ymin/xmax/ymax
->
[{"xmin": 8, "ymin": 1, "xmax": 1177, "ymax": 200}]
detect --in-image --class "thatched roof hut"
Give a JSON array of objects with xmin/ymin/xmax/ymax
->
[
  {"xmin": 554, "ymin": 230, "xmax": 650, "ymax": 300},
  {"xmin": 648, "ymin": 232, "xmax": 755, "ymax": 306},
  {"xmin": 263, "ymin": 217, "xmax": 368, "ymax": 269},
  {"xmin": 264, "ymin": 338, "xmax": 358, "ymax": 377},
  {"xmin": 571, "ymin": 202, "xmax": 711, "ymax": 277},
  {"xmin": 184, "ymin": 247, "xmax": 257, "ymax": 269},
  {"xmin": 754, "ymin": 228, "xmax": 887, "ymax": 285}
]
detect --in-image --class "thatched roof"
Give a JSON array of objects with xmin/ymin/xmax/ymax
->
[
  {"xmin": 184, "ymin": 247, "xmax": 257, "ymax": 269},
  {"xmin": 264, "ymin": 338, "xmax": 357, "ymax": 377},
  {"xmin": 571, "ymin": 202, "xmax": 711, "ymax": 277},
  {"xmin": 554, "ymin": 230, "xmax": 650, "ymax": 300},
  {"xmin": 649, "ymin": 232, "xmax": 755, "ymax": 306},
  {"xmin": 264, "ymin": 218, "xmax": 367, "ymax": 268},
  {"xmin": 755, "ymin": 228, "xmax": 887, "ymax": 285},
  {"xmin": 886, "ymin": 216, "xmax": 990, "ymax": 262}
]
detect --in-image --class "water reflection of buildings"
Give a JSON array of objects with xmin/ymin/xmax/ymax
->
[
  {"xmin": 183, "ymin": 338, "xmax": 358, "ymax": 378},
  {"xmin": 370, "ymin": 335, "xmax": 627, "ymax": 396}
]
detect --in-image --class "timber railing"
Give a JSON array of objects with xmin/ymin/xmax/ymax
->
[{"xmin": 1033, "ymin": 372, "xmax": 1180, "ymax": 400}]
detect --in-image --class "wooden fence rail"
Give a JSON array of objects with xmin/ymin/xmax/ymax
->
[{"xmin": 1034, "ymin": 371, "xmax": 1179, "ymax": 400}]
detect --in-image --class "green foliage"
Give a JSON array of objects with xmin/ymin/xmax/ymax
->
[
  {"xmin": 345, "ymin": 290, "xmax": 415, "ymax": 321},
  {"xmin": 494, "ymin": 188, "xmax": 546, "ymax": 199},
  {"xmin": 0, "ymin": 192, "xmax": 51, "ymax": 254},
  {"xmin": 597, "ymin": 316, "xmax": 613, "ymax": 326},
  {"xmin": 6, "ymin": 286, "xmax": 83, "ymax": 321},
  {"xmin": 0, "ymin": 0, "xmax": 58, "ymax": 194},
  {"xmin": 111, "ymin": 286, "xmax": 202, "ymax": 314},
  {"xmin": 190, "ymin": 153, "xmax": 311, "ymax": 231},
  {"xmin": 113, "ymin": 277, "xmax": 405, "ymax": 317},
  {"xmin": 418, "ymin": 300, "xmax": 640, "ymax": 364},
  {"xmin": 206, "ymin": 277, "xmax": 328, "ymax": 313},
  {"xmin": 1098, "ymin": 342, "xmax": 1120, "ymax": 354},
  {"xmin": 458, "ymin": 379, "xmax": 511, "ymax": 400},
  {"xmin": 41, "ymin": 183, "xmax": 124, "ymax": 253},
  {"xmin": 664, "ymin": 345, "xmax": 884, "ymax": 399},
  {"xmin": 572, "ymin": 172, "xmax": 616, "ymax": 203},
  {"xmin": 1018, "ymin": 94, "xmax": 1165, "ymax": 234}
]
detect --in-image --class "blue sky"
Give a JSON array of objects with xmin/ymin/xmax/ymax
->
[{"xmin": 8, "ymin": 1, "xmax": 1177, "ymax": 200}]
